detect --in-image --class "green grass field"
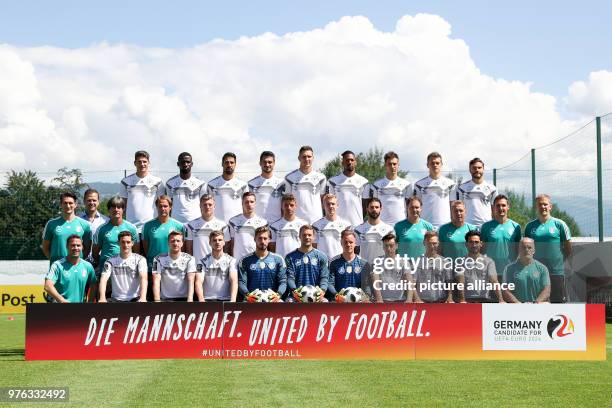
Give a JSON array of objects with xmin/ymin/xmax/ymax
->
[{"xmin": 1, "ymin": 314, "xmax": 610, "ymax": 407}]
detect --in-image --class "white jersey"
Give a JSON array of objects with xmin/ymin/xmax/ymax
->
[
  {"xmin": 206, "ymin": 175, "xmax": 249, "ymax": 222},
  {"xmin": 269, "ymin": 217, "xmax": 308, "ymax": 258},
  {"xmin": 248, "ymin": 175, "xmax": 286, "ymax": 223},
  {"xmin": 119, "ymin": 173, "xmax": 165, "ymax": 232},
  {"xmin": 101, "ymin": 253, "xmax": 147, "ymax": 301},
  {"xmin": 413, "ymin": 176, "xmax": 456, "ymax": 229},
  {"xmin": 284, "ymin": 169, "xmax": 327, "ymax": 223},
  {"xmin": 152, "ymin": 252, "xmax": 197, "ymax": 299},
  {"xmin": 456, "ymin": 180, "xmax": 497, "ymax": 227},
  {"xmin": 228, "ymin": 214, "xmax": 268, "ymax": 262},
  {"xmin": 366, "ymin": 177, "xmax": 412, "ymax": 226},
  {"xmin": 327, "ymin": 172, "xmax": 369, "ymax": 225},
  {"xmin": 354, "ymin": 221, "xmax": 395, "ymax": 263},
  {"xmin": 185, "ymin": 217, "xmax": 230, "ymax": 264},
  {"xmin": 312, "ymin": 217, "xmax": 352, "ymax": 259},
  {"xmin": 198, "ymin": 252, "xmax": 237, "ymax": 301},
  {"xmin": 165, "ymin": 174, "xmax": 207, "ymax": 223}
]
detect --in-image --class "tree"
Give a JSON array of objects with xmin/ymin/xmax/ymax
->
[
  {"xmin": 320, "ymin": 148, "xmax": 409, "ymax": 182},
  {"xmin": 53, "ymin": 167, "xmax": 88, "ymax": 196}
]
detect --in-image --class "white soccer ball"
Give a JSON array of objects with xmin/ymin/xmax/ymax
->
[
  {"xmin": 260, "ymin": 288, "xmax": 281, "ymax": 303},
  {"xmin": 295, "ymin": 285, "xmax": 321, "ymax": 303},
  {"xmin": 338, "ymin": 287, "xmax": 366, "ymax": 303}
]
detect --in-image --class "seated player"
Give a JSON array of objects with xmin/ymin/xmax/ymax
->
[
  {"xmin": 456, "ymin": 230, "xmax": 503, "ymax": 303},
  {"xmin": 194, "ymin": 230, "xmax": 238, "ymax": 302},
  {"xmin": 98, "ymin": 231, "xmax": 148, "ymax": 302},
  {"xmin": 328, "ymin": 230, "xmax": 369, "ymax": 300},
  {"xmin": 285, "ymin": 225, "xmax": 329, "ymax": 301},
  {"xmin": 503, "ymin": 238, "xmax": 551, "ymax": 303},
  {"xmin": 413, "ymin": 231, "xmax": 454, "ymax": 303},
  {"xmin": 238, "ymin": 226, "xmax": 287, "ymax": 302},
  {"xmin": 152, "ymin": 231, "xmax": 197, "ymax": 302},
  {"xmin": 371, "ymin": 234, "xmax": 412, "ymax": 303},
  {"xmin": 44, "ymin": 235, "xmax": 96, "ymax": 303}
]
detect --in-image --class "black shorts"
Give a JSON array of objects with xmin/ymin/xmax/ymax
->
[{"xmin": 162, "ymin": 297, "xmax": 188, "ymax": 302}]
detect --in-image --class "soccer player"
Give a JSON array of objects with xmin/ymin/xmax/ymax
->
[
  {"xmin": 366, "ymin": 151, "xmax": 412, "ymax": 226},
  {"xmin": 42, "ymin": 191, "xmax": 92, "ymax": 265},
  {"xmin": 371, "ymin": 234, "xmax": 412, "ymax": 303},
  {"xmin": 194, "ymin": 230, "xmax": 238, "ymax": 302},
  {"xmin": 164, "ymin": 152, "xmax": 207, "ymax": 223},
  {"xmin": 480, "ymin": 194, "xmax": 521, "ymax": 281},
  {"xmin": 185, "ymin": 195, "xmax": 230, "ymax": 264},
  {"xmin": 327, "ymin": 150, "xmax": 369, "ymax": 225},
  {"xmin": 142, "ymin": 195, "xmax": 186, "ymax": 269},
  {"xmin": 119, "ymin": 150, "xmax": 165, "ymax": 233},
  {"xmin": 152, "ymin": 231, "xmax": 197, "ymax": 301},
  {"xmin": 312, "ymin": 194, "xmax": 351, "ymax": 259},
  {"xmin": 394, "ymin": 196, "xmax": 435, "ymax": 259},
  {"xmin": 93, "ymin": 196, "xmax": 140, "ymax": 273},
  {"xmin": 456, "ymin": 158, "xmax": 497, "ymax": 227},
  {"xmin": 503, "ymin": 238, "xmax": 551, "ymax": 303},
  {"xmin": 524, "ymin": 194, "xmax": 572, "ymax": 303},
  {"xmin": 269, "ymin": 194, "xmax": 308, "ymax": 258},
  {"xmin": 456, "ymin": 230, "xmax": 503, "ymax": 303},
  {"xmin": 284, "ymin": 146, "xmax": 327, "ymax": 223},
  {"xmin": 238, "ymin": 226, "xmax": 287, "ymax": 298},
  {"xmin": 413, "ymin": 152, "xmax": 456, "ymax": 228},
  {"xmin": 285, "ymin": 225, "xmax": 329, "ymax": 300},
  {"xmin": 327, "ymin": 230, "xmax": 369, "ymax": 299},
  {"xmin": 438, "ymin": 201, "xmax": 477, "ymax": 260},
  {"xmin": 228, "ymin": 192, "xmax": 268, "ymax": 262},
  {"xmin": 354, "ymin": 198, "xmax": 395, "ymax": 264},
  {"xmin": 98, "ymin": 231, "xmax": 148, "ymax": 302},
  {"xmin": 413, "ymin": 231, "xmax": 454, "ymax": 303},
  {"xmin": 78, "ymin": 188, "xmax": 109, "ymax": 247},
  {"xmin": 44, "ymin": 235, "xmax": 96, "ymax": 303},
  {"xmin": 206, "ymin": 152, "xmax": 248, "ymax": 222},
  {"xmin": 248, "ymin": 151, "xmax": 286, "ymax": 223}
]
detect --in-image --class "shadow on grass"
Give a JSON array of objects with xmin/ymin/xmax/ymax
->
[{"xmin": 0, "ymin": 348, "xmax": 25, "ymax": 357}]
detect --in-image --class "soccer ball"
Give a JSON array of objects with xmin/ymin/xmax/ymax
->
[
  {"xmin": 293, "ymin": 285, "xmax": 323, "ymax": 303},
  {"xmin": 246, "ymin": 289, "xmax": 281, "ymax": 303},
  {"xmin": 336, "ymin": 287, "xmax": 367, "ymax": 303}
]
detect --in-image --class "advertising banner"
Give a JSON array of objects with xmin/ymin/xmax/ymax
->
[{"xmin": 25, "ymin": 303, "xmax": 606, "ymax": 361}]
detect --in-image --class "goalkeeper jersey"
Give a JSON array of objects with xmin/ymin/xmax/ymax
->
[
  {"xmin": 285, "ymin": 248, "xmax": 329, "ymax": 291},
  {"xmin": 238, "ymin": 252, "xmax": 287, "ymax": 296}
]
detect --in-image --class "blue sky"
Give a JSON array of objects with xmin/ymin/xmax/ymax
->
[{"xmin": 1, "ymin": 0, "xmax": 610, "ymax": 98}]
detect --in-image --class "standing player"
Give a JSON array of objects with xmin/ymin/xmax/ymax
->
[
  {"xmin": 269, "ymin": 194, "xmax": 308, "ymax": 258},
  {"xmin": 327, "ymin": 230, "xmax": 369, "ymax": 299},
  {"xmin": 42, "ymin": 191, "xmax": 92, "ymax": 265},
  {"xmin": 142, "ymin": 195, "xmax": 186, "ymax": 270},
  {"xmin": 413, "ymin": 152, "xmax": 456, "ymax": 229},
  {"xmin": 98, "ymin": 231, "xmax": 148, "ymax": 302},
  {"xmin": 313, "ymin": 194, "xmax": 351, "ymax": 259},
  {"xmin": 503, "ymin": 238, "xmax": 551, "ymax": 303},
  {"xmin": 185, "ymin": 195, "xmax": 230, "ymax": 264},
  {"xmin": 480, "ymin": 195, "xmax": 521, "ymax": 281},
  {"xmin": 119, "ymin": 150, "xmax": 165, "ymax": 233},
  {"xmin": 93, "ymin": 196, "xmax": 139, "ymax": 273},
  {"xmin": 284, "ymin": 146, "xmax": 327, "ymax": 223},
  {"xmin": 354, "ymin": 198, "xmax": 395, "ymax": 264},
  {"xmin": 152, "ymin": 231, "xmax": 197, "ymax": 301},
  {"xmin": 193, "ymin": 230, "xmax": 238, "ymax": 302},
  {"xmin": 238, "ymin": 226, "xmax": 287, "ymax": 299},
  {"xmin": 78, "ymin": 188, "xmax": 109, "ymax": 259},
  {"xmin": 286, "ymin": 225, "xmax": 329, "ymax": 300},
  {"xmin": 164, "ymin": 152, "xmax": 207, "ymax": 224},
  {"xmin": 524, "ymin": 194, "xmax": 572, "ymax": 303},
  {"xmin": 228, "ymin": 192, "xmax": 268, "ymax": 262},
  {"xmin": 456, "ymin": 230, "xmax": 503, "ymax": 303},
  {"xmin": 248, "ymin": 151, "xmax": 286, "ymax": 224},
  {"xmin": 366, "ymin": 151, "xmax": 412, "ymax": 226},
  {"xmin": 394, "ymin": 196, "xmax": 435, "ymax": 259},
  {"xmin": 371, "ymin": 234, "xmax": 412, "ymax": 303},
  {"xmin": 412, "ymin": 231, "xmax": 454, "ymax": 303},
  {"xmin": 327, "ymin": 151, "xmax": 369, "ymax": 225},
  {"xmin": 438, "ymin": 201, "xmax": 477, "ymax": 260},
  {"xmin": 44, "ymin": 235, "xmax": 96, "ymax": 303},
  {"xmin": 206, "ymin": 152, "xmax": 248, "ymax": 222},
  {"xmin": 456, "ymin": 158, "xmax": 497, "ymax": 227}
]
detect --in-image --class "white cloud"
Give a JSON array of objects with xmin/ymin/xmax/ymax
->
[{"xmin": 0, "ymin": 14, "xmax": 608, "ymax": 185}]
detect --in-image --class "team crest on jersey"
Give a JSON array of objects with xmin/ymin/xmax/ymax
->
[
  {"xmin": 267, "ymin": 261, "xmax": 276, "ymax": 269},
  {"xmin": 259, "ymin": 261, "xmax": 266, "ymax": 269},
  {"xmin": 303, "ymin": 256, "xmax": 309, "ymax": 264},
  {"xmin": 346, "ymin": 265, "xmax": 353, "ymax": 273},
  {"xmin": 354, "ymin": 265, "xmax": 361, "ymax": 273},
  {"xmin": 531, "ymin": 227, "xmax": 538, "ymax": 235},
  {"xmin": 447, "ymin": 231, "xmax": 453, "ymax": 238},
  {"xmin": 338, "ymin": 266, "xmax": 345, "ymax": 274}
]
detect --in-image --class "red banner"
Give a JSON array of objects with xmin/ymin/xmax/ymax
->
[{"xmin": 25, "ymin": 303, "xmax": 606, "ymax": 361}]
